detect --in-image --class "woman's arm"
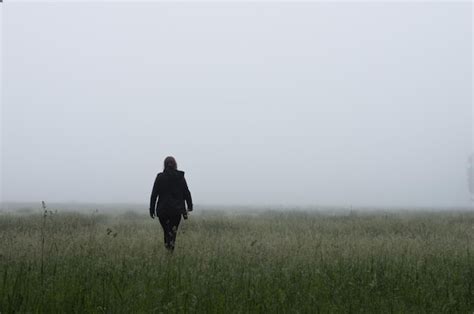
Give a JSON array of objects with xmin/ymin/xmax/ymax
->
[
  {"xmin": 149, "ymin": 174, "xmax": 161, "ymax": 218},
  {"xmin": 183, "ymin": 177, "xmax": 193, "ymax": 211}
]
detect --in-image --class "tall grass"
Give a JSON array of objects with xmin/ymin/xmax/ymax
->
[{"xmin": 0, "ymin": 209, "xmax": 473, "ymax": 312}]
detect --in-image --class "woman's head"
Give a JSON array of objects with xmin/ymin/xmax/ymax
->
[{"xmin": 164, "ymin": 156, "xmax": 177, "ymax": 170}]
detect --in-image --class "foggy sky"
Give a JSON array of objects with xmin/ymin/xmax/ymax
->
[{"xmin": 1, "ymin": 2, "xmax": 473, "ymax": 207}]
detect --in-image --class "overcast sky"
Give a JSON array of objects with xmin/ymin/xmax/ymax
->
[{"xmin": 1, "ymin": 2, "xmax": 472, "ymax": 207}]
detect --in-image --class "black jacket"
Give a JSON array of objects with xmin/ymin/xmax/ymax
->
[{"xmin": 149, "ymin": 168, "xmax": 193, "ymax": 217}]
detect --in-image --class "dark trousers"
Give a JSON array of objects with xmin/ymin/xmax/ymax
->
[{"xmin": 158, "ymin": 215, "xmax": 182, "ymax": 250}]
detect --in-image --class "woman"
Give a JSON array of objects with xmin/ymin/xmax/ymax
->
[{"xmin": 149, "ymin": 156, "xmax": 193, "ymax": 251}]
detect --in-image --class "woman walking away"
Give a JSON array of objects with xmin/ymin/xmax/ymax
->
[{"xmin": 149, "ymin": 156, "xmax": 193, "ymax": 251}]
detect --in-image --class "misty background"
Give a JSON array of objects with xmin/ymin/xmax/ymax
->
[{"xmin": 1, "ymin": 2, "xmax": 473, "ymax": 208}]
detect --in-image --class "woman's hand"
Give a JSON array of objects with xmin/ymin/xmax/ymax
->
[{"xmin": 149, "ymin": 210, "xmax": 155, "ymax": 219}]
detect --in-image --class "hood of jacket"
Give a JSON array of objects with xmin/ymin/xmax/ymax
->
[{"xmin": 163, "ymin": 167, "xmax": 185, "ymax": 178}]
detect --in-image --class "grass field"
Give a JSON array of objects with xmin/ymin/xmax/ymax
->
[{"xmin": 0, "ymin": 207, "xmax": 473, "ymax": 313}]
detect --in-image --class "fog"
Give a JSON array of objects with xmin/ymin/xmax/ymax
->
[{"xmin": 1, "ymin": 2, "xmax": 472, "ymax": 208}]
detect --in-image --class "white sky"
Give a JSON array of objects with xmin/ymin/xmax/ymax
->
[{"xmin": 1, "ymin": 2, "xmax": 473, "ymax": 207}]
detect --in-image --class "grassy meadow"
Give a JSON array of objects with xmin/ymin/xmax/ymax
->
[{"xmin": 0, "ymin": 206, "xmax": 473, "ymax": 313}]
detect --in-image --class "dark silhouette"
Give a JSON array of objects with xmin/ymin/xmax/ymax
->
[{"xmin": 149, "ymin": 156, "xmax": 193, "ymax": 251}]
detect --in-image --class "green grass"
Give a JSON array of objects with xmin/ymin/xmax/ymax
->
[{"xmin": 0, "ymin": 209, "xmax": 473, "ymax": 313}]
